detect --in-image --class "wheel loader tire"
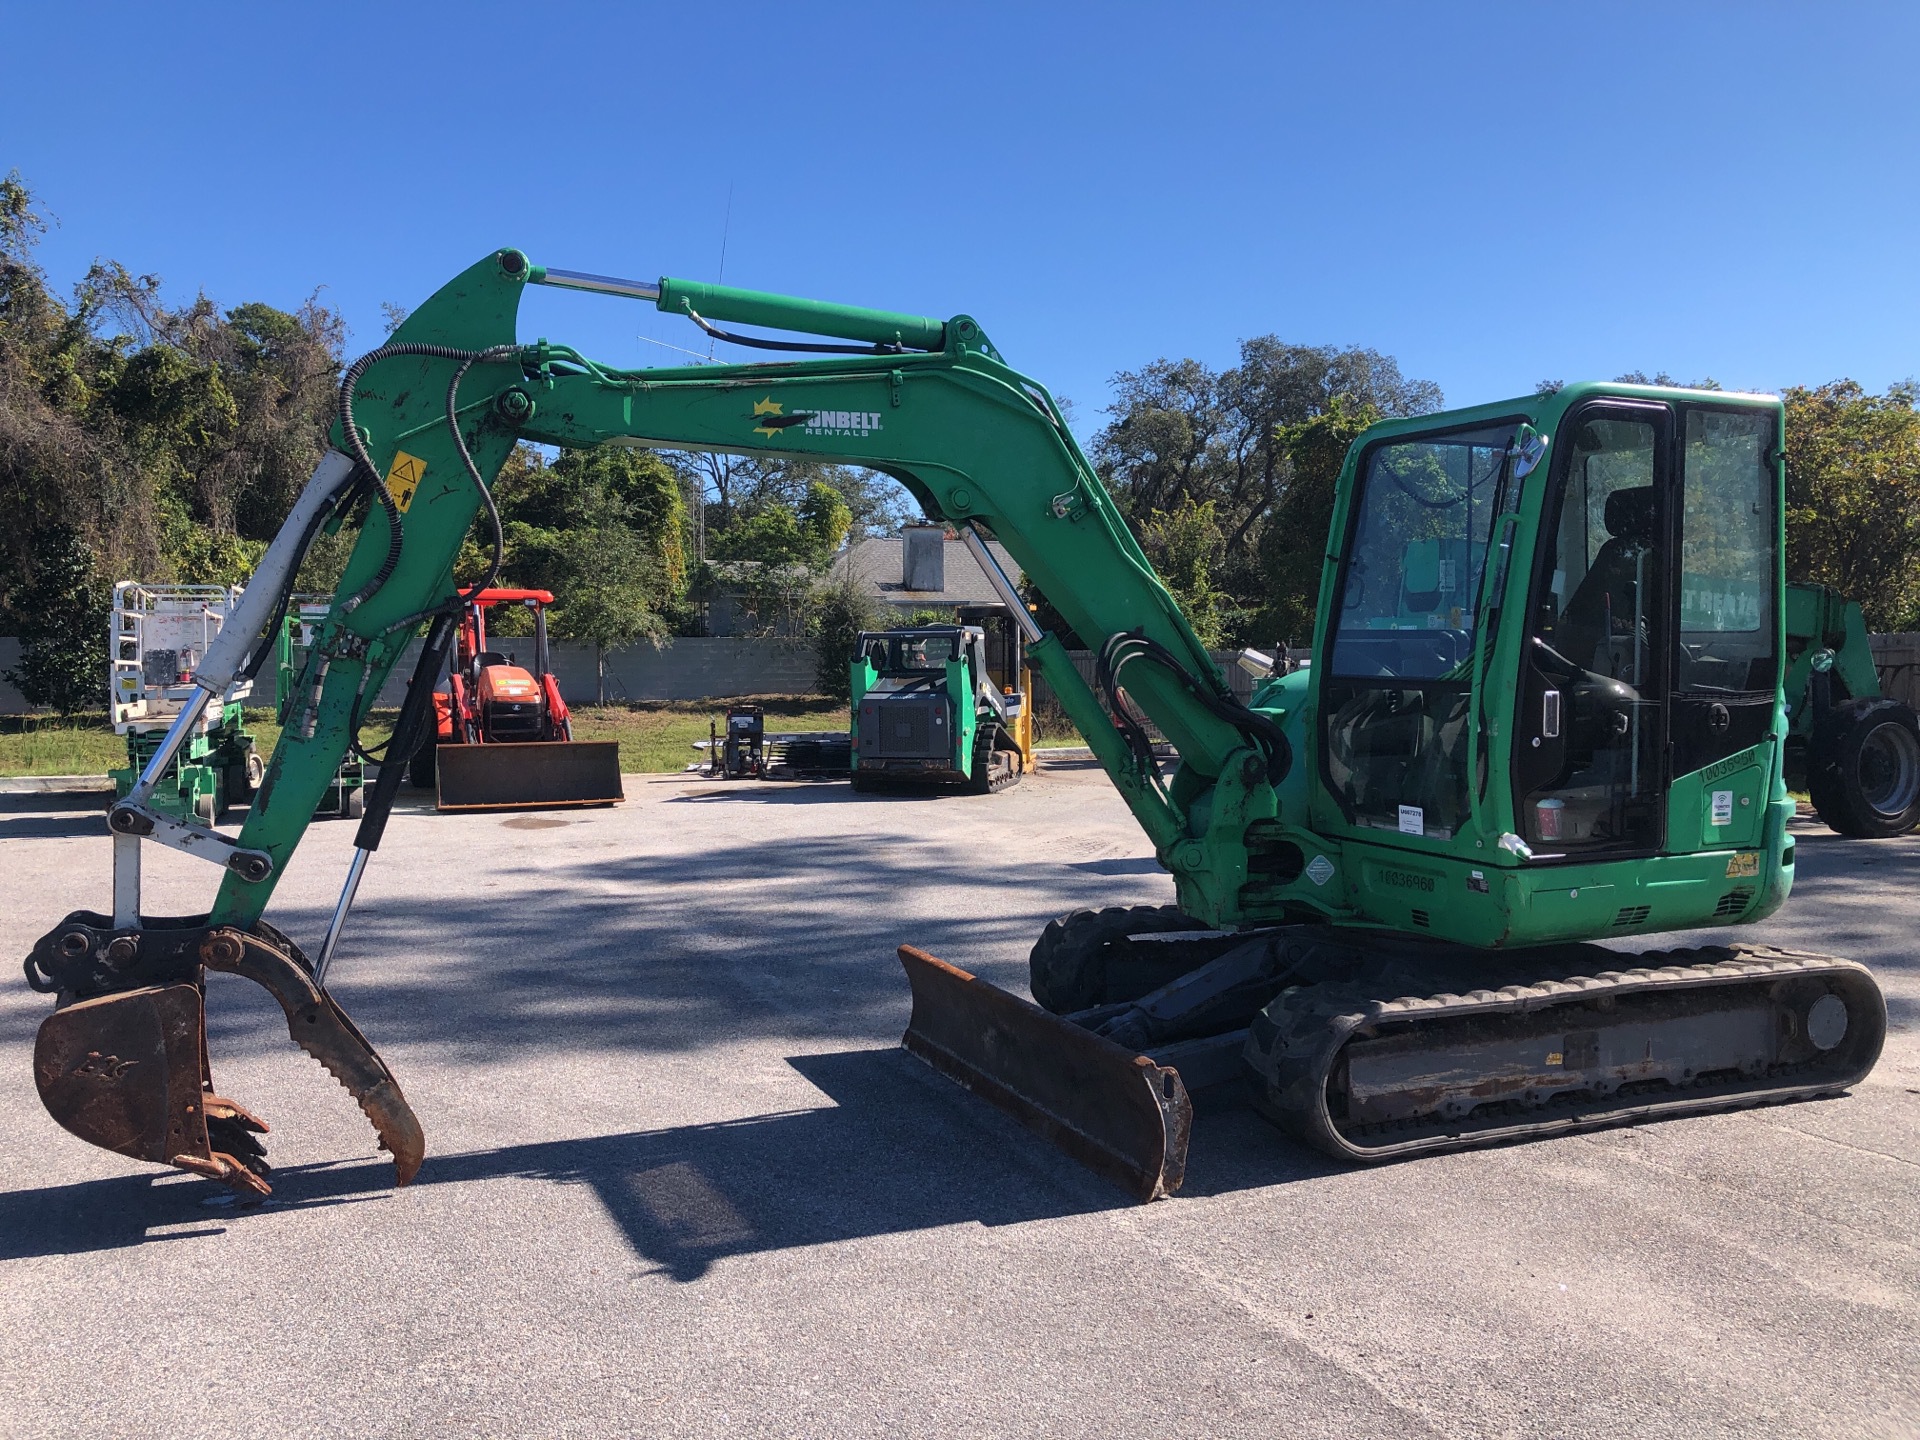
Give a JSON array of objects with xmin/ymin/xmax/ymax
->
[
  {"xmin": 1028, "ymin": 904, "xmax": 1216, "ymax": 1015},
  {"xmin": 407, "ymin": 739, "xmax": 438, "ymax": 790},
  {"xmin": 1808, "ymin": 697, "xmax": 1920, "ymax": 838}
]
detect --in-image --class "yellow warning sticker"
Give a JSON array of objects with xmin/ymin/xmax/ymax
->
[
  {"xmin": 385, "ymin": 450, "xmax": 426, "ymax": 513},
  {"xmin": 1726, "ymin": 851, "xmax": 1760, "ymax": 879}
]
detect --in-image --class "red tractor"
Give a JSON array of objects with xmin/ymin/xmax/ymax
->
[{"xmin": 408, "ymin": 588, "xmax": 623, "ymax": 811}]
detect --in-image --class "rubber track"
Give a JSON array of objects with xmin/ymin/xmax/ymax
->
[{"xmin": 1249, "ymin": 942, "xmax": 1886, "ymax": 1162}]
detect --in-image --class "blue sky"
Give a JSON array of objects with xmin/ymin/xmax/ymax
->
[{"xmin": 6, "ymin": 3, "xmax": 1918, "ymax": 433}]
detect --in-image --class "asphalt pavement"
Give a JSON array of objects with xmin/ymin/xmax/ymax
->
[{"xmin": 1, "ymin": 760, "xmax": 1914, "ymax": 1439}]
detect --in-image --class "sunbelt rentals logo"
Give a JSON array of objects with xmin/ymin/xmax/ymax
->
[{"xmin": 749, "ymin": 396, "xmax": 883, "ymax": 441}]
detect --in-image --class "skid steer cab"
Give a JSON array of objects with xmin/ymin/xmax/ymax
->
[
  {"xmin": 409, "ymin": 588, "xmax": 623, "ymax": 811},
  {"xmin": 851, "ymin": 602, "xmax": 1033, "ymax": 794}
]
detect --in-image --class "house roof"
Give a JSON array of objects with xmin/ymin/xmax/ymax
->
[{"xmin": 830, "ymin": 536, "xmax": 1020, "ymax": 607}]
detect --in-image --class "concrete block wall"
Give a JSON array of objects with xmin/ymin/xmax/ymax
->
[
  {"xmin": 1869, "ymin": 632, "xmax": 1920, "ymax": 708},
  {"xmin": 0, "ymin": 636, "xmax": 822, "ymax": 713},
  {"xmin": 5, "ymin": 633, "xmax": 1919, "ymax": 715}
]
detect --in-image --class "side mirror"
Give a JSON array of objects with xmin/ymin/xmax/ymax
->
[{"xmin": 1511, "ymin": 424, "xmax": 1549, "ymax": 480}]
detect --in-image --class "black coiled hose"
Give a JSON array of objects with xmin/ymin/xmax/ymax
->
[
  {"xmin": 334, "ymin": 340, "xmax": 522, "ymax": 615},
  {"xmin": 1097, "ymin": 629, "xmax": 1292, "ymax": 786}
]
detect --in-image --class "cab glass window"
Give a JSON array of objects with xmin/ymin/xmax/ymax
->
[
  {"xmin": 1321, "ymin": 420, "xmax": 1514, "ymax": 840},
  {"xmin": 1678, "ymin": 409, "xmax": 1777, "ymax": 692}
]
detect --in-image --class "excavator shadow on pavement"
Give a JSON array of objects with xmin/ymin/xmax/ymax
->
[{"xmin": 0, "ymin": 1049, "xmax": 1339, "ymax": 1276}]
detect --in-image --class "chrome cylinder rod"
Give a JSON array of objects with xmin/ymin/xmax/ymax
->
[
  {"xmin": 313, "ymin": 848, "xmax": 371, "ymax": 991},
  {"xmin": 532, "ymin": 267, "xmax": 662, "ymax": 302},
  {"xmin": 962, "ymin": 525, "xmax": 1043, "ymax": 643},
  {"xmin": 128, "ymin": 688, "xmax": 214, "ymax": 802}
]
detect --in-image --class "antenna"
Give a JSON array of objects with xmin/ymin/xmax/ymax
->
[{"xmin": 708, "ymin": 181, "xmax": 733, "ymax": 361}]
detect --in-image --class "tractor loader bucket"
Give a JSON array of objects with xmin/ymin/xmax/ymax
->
[
  {"xmin": 898, "ymin": 945, "xmax": 1191, "ymax": 1201},
  {"xmin": 435, "ymin": 740, "xmax": 624, "ymax": 812}
]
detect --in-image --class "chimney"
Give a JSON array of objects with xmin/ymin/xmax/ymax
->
[{"xmin": 902, "ymin": 524, "xmax": 945, "ymax": 593}]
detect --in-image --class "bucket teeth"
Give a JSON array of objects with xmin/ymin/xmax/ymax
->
[
  {"xmin": 199, "ymin": 925, "xmax": 426, "ymax": 1188},
  {"xmin": 173, "ymin": 1150, "xmax": 273, "ymax": 1197}
]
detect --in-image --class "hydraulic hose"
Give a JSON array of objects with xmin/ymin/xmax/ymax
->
[
  {"xmin": 241, "ymin": 480, "xmax": 354, "ymax": 683},
  {"xmin": 328, "ymin": 340, "xmax": 519, "ymax": 764},
  {"xmin": 1100, "ymin": 630, "xmax": 1292, "ymax": 786},
  {"xmin": 334, "ymin": 341, "xmax": 521, "ymax": 616}
]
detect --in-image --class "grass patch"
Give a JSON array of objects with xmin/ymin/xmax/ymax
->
[
  {"xmin": 567, "ymin": 697, "xmax": 847, "ymax": 773},
  {"xmin": 0, "ymin": 715, "xmax": 135, "ymax": 777},
  {"xmin": 0, "ymin": 709, "xmax": 388, "ymax": 778},
  {"xmin": 0, "ymin": 697, "xmax": 1098, "ymax": 775},
  {"xmin": 0, "ymin": 699, "xmax": 847, "ymax": 777}
]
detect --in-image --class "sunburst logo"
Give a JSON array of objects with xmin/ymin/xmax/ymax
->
[{"xmin": 751, "ymin": 396, "xmax": 786, "ymax": 439}]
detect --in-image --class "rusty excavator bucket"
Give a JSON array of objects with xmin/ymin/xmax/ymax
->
[
  {"xmin": 898, "ymin": 946, "xmax": 1191, "ymax": 1201},
  {"xmin": 26, "ymin": 914, "xmax": 423, "ymax": 1194},
  {"xmin": 434, "ymin": 740, "xmax": 625, "ymax": 812}
]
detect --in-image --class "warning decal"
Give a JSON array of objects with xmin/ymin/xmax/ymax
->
[{"xmin": 385, "ymin": 450, "xmax": 426, "ymax": 513}]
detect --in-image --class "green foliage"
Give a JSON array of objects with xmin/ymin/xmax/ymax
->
[
  {"xmin": 798, "ymin": 480, "xmax": 854, "ymax": 563},
  {"xmin": 0, "ymin": 173, "xmax": 341, "ymax": 621},
  {"xmin": 1095, "ymin": 339, "xmax": 1440, "ymax": 645},
  {"xmin": 813, "ymin": 579, "xmax": 884, "ymax": 698},
  {"xmin": 1784, "ymin": 380, "xmax": 1920, "ymax": 630},
  {"xmin": 1137, "ymin": 497, "xmax": 1226, "ymax": 647},
  {"xmin": 707, "ymin": 480, "xmax": 852, "ymax": 570},
  {"xmin": 4, "ymin": 524, "xmax": 108, "ymax": 713},
  {"xmin": 551, "ymin": 527, "xmax": 669, "ymax": 650},
  {"xmin": 1251, "ymin": 398, "xmax": 1382, "ymax": 645},
  {"xmin": 477, "ymin": 443, "xmax": 690, "ymax": 642}
]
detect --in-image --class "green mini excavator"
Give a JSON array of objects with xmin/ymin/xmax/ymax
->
[{"xmin": 25, "ymin": 252, "xmax": 1885, "ymax": 1200}]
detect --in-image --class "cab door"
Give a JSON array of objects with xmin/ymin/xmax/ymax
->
[
  {"xmin": 1668, "ymin": 406, "xmax": 1781, "ymax": 849},
  {"xmin": 1513, "ymin": 403, "xmax": 1673, "ymax": 855}
]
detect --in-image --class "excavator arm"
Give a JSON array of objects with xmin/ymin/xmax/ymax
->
[{"xmin": 27, "ymin": 249, "xmax": 1299, "ymax": 1194}]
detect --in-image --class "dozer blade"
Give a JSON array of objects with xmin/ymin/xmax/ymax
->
[
  {"xmin": 898, "ymin": 945, "xmax": 1190, "ymax": 1201},
  {"xmin": 26, "ymin": 913, "xmax": 423, "ymax": 1193},
  {"xmin": 435, "ymin": 740, "xmax": 624, "ymax": 812}
]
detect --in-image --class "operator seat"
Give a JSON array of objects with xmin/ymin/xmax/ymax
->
[{"xmin": 1556, "ymin": 485, "xmax": 1655, "ymax": 672}]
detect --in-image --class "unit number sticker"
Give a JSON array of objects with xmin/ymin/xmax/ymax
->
[{"xmin": 1398, "ymin": 805, "xmax": 1424, "ymax": 836}]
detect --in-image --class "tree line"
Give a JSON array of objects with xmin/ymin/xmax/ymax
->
[{"xmin": 4, "ymin": 169, "xmax": 1918, "ymax": 712}]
